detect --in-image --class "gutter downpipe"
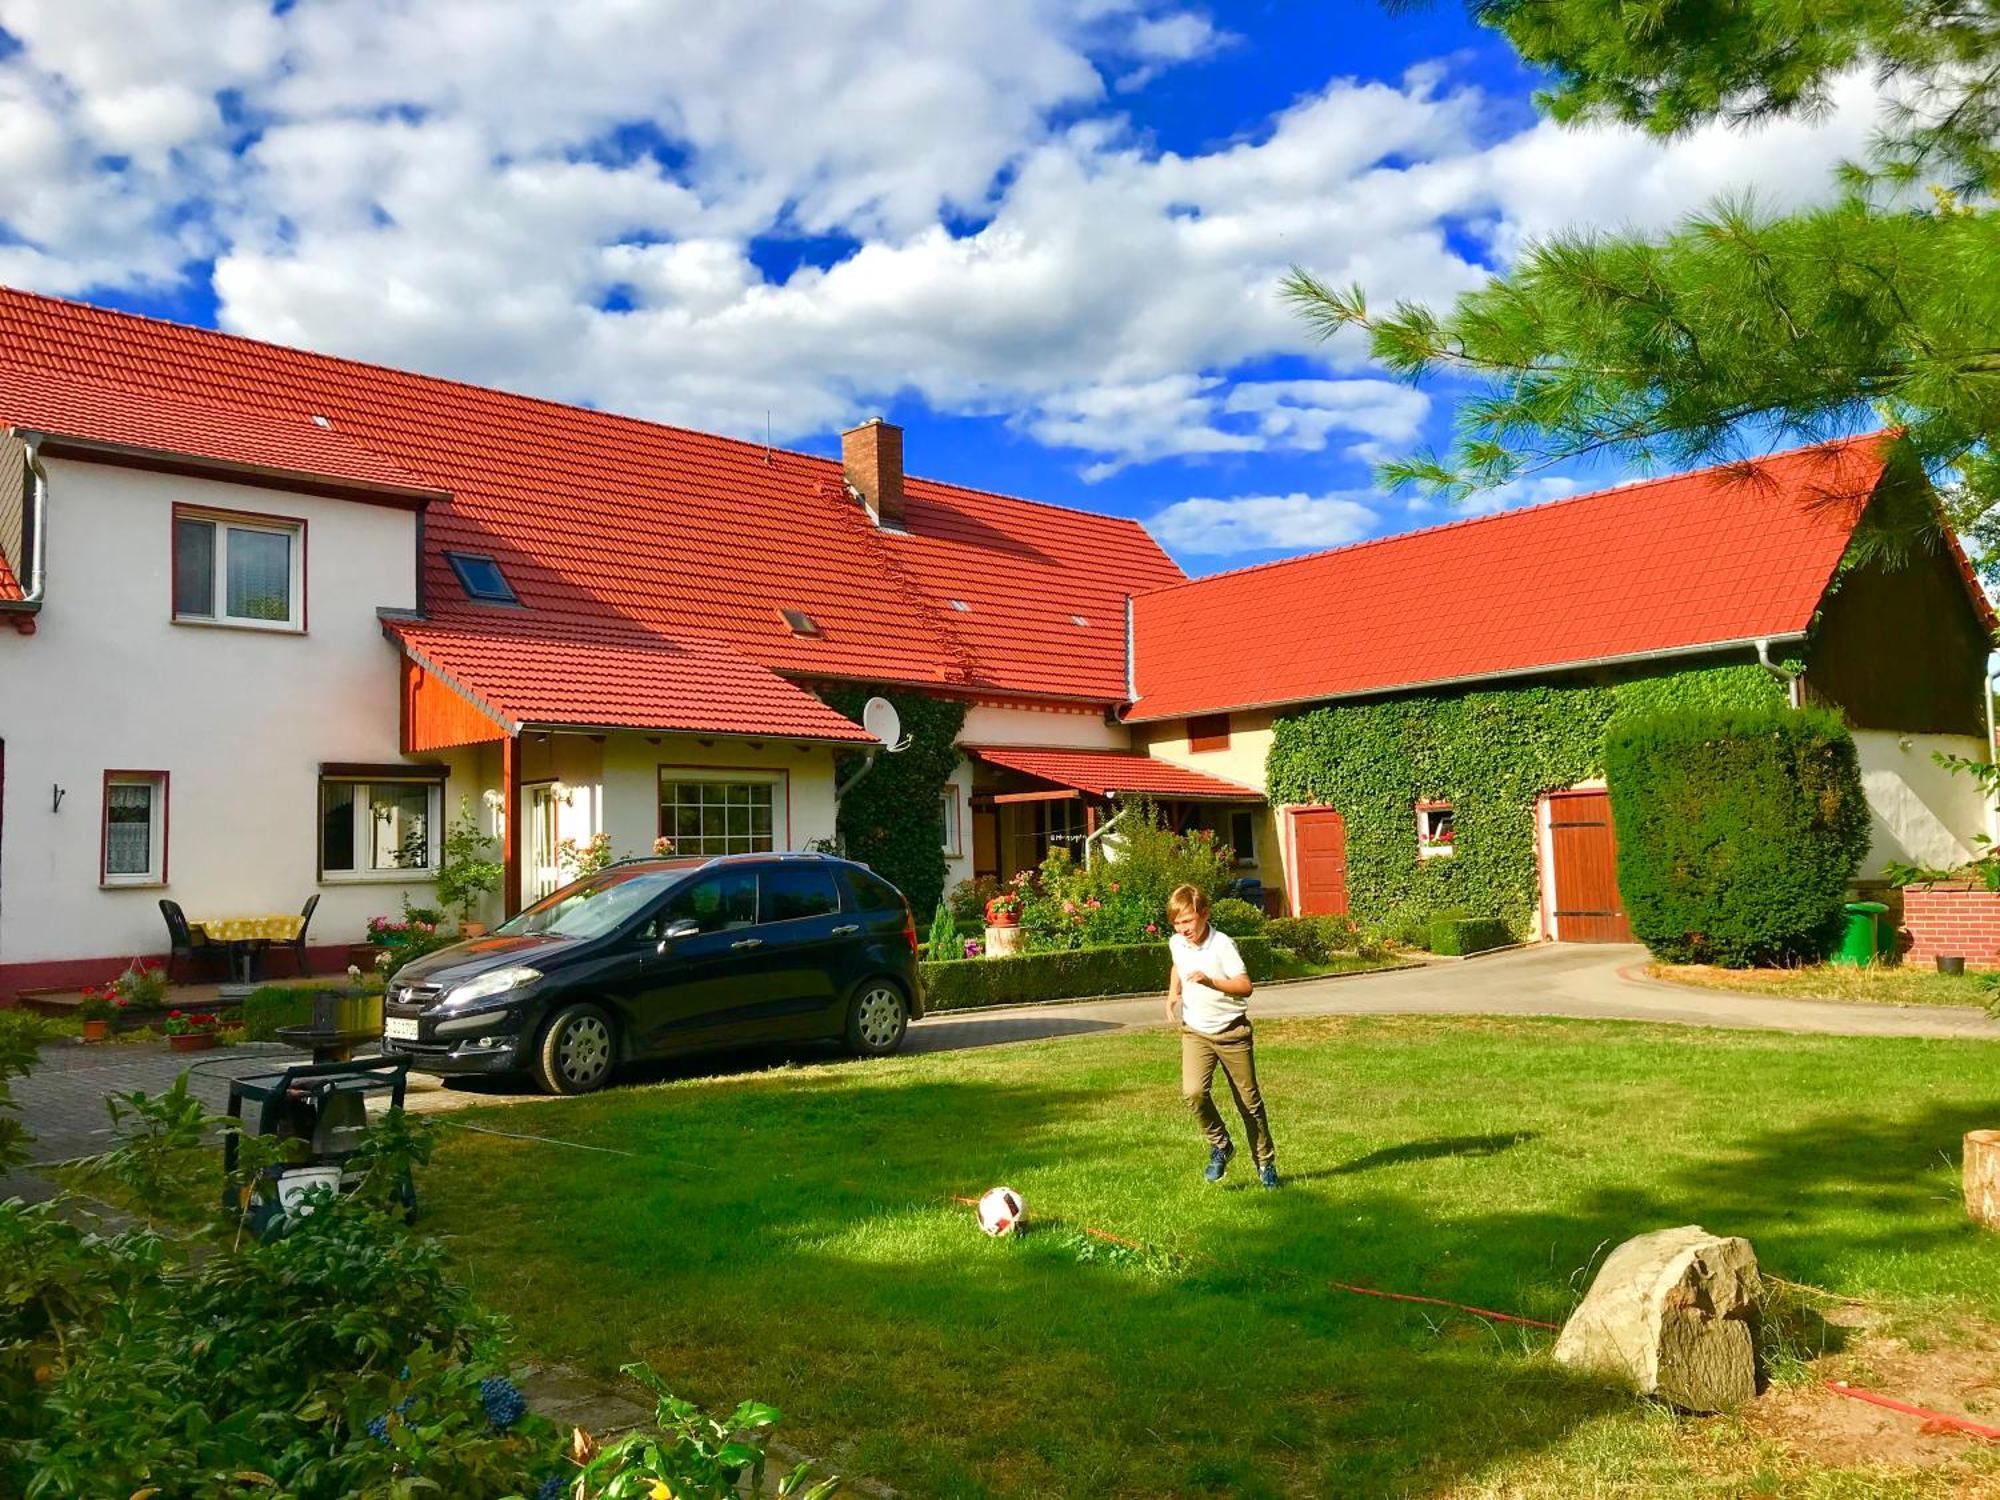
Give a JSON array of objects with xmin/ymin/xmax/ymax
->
[
  {"xmin": 1, "ymin": 431, "xmax": 48, "ymax": 620},
  {"xmin": 834, "ymin": 747, "xmax": 880, "ymax": 801},
  {"xmin": 1754, "ymin": 637, "xmax": 1801, "ymax": 707}
]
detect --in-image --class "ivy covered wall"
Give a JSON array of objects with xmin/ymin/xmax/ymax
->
[
  {"xmin": 819, "ymin": 685, "xmax": 968, "ymax": 921},
  {"xmin": 1264, "ymin": 662, "xmax": 1783, "ymax": 937}
]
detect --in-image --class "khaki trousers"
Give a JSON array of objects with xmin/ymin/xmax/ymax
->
[{"xmin": 1180, "ymin": 1020, "xmax": 1274, "ymax": 1167}]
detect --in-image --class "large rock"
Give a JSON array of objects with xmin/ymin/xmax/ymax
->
[{"xmin": 1554, "ymin": 1225, "xmax": 1762, "ymax": 1413}]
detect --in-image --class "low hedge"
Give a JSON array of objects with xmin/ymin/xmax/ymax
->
[
  {"xmin": 1266, "ymin": 915, "xmax": 1361, "ymax": 963},
  {"xmin": 921, "ymin": 937, "xmax": 1274, "ymax": 1012},
  {"xmin": 239, "ymin": 985, "xmax": 325, "ymax": 1041},
  {"xmin": 1431, "ymin": 916, "xmax": 1512, "ymax": 956}
]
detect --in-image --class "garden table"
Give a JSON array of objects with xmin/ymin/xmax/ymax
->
[{"xmin": 189, "ymin": 914, "xmax": 304, "ymax": 984}]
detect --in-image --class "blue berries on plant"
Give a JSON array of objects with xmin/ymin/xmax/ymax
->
[{"xmin": 480, "ymin": 1374, "xmax": 528, "ymax": 1429}]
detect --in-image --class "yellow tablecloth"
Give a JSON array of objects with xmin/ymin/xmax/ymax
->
[{"xmin": 190, "ymin": 915, "xmax": 303, "ymax": 943}]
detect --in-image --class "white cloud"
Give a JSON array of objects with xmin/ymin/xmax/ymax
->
[
  {"xmin": 1147, "ymin": 491, "xmax": 1381, "ymax": 556},
  {"xmin": 0, "ymin": 2, "xmax": 1898, "ymax": 488},
  {"xmin": 1405, "ymin": 474, "xmax": 1584, "ymax": 517}
]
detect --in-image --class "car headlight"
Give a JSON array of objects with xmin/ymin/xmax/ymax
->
[{"xmin": 439, "ymin": 966, "xmax": 542, "ymax": 1009}]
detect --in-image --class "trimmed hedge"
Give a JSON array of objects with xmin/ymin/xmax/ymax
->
[
  {"xmin": 1605, "ymin": 706, "xmax": 1870, "ymax": 966},
  {"xmin": 1265, "ymin": 915, "xmax": 1361, "ymax": 963},
  {"xmin": 921, "ymin": 937, "xmax": 1274, "ymax": 1012},
  {"xmin": 239, "ymin": 985, "xmax": 324, "ymax": 1041},
  {"xmin": 1431, "ymin": 916, "xmax": 1512, "ymax": 956}
]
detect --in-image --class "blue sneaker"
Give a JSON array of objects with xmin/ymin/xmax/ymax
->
[
  {"xmin": 1204, "ymin": 1144, "xmax": 1234, "ymax": 1183},
  {"xmin": 1259, "ymin": 1163, "xmax": 1280, "ymax": 1191}
]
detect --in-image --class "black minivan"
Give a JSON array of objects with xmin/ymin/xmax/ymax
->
[{"xmin": 380, "ymin": 854, "xmax": 923, "ymax": 1094}]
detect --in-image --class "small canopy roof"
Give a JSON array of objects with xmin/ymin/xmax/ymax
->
[{"xmin": 965, "ymin": 745, "xmax": 1262, "ymax": 801}]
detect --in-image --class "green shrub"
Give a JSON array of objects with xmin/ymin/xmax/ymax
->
[
  {"xmin": 1266, "ymin": 915, "xmax": 1361, "ymax": 963},
  {"xmin": 921, "ymin": 937, "xmax": 1274, "ymax": 1011},
  {"xmin": 239, "ymin": 985, "xmax": 323, "ymax": 1041},
  {"xmin": 1208, "ymin": 897, "xmax": 1266, "ymax": 937},
  {"xmin": 1606, "ymin": 706, "xmax": 1871, "ymax": 966},
  {"xmin": 948, "ymin": 877, "xmax": 1002, "ymax": 924},
  {"xmin": 926, "ymin": 903, "xmax": 959, "ymax": 961},
  {"xmin": 1431, "ymin": 916, "xmax": 1513, "ymax": 956},
  {"xmin": 1018, "ymin": 802, "xmax": 1236, "ymax": 951}
]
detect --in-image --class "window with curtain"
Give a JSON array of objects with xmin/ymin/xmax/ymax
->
[
  {"xmin": 320, "ymin": 779, "xmax": 441, "ymax": 876},
  {"xmin": 103, "ymin": 774, "xmax": 167, "ymax": 884},
  {"xmin": 174, "ymin": 511, "xmax": 303, "ymax": 629}
]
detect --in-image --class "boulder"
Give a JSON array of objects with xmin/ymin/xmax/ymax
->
[{"xmin": 1554, "ymin": 1225, "xmax": 1761, "ymax": 1412}]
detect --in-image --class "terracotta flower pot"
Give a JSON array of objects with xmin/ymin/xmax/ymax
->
[
  {"xmin": 984, "ymin": 904, "xmax": 1020, "ymax": 929},
  {"xmin": 81, "ymin": 1019, "xmax": 110, "ymax": 1042},
  {"xmin": 168, "ymin": 1031, "xmax": 217, "ymax": 1053}
]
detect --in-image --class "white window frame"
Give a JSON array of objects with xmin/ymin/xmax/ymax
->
[
  {"xmin": 102, "ymin": 772, "xmax": 168, "ymax": 887},
  {"xmin": 1417, "ymin": 802, "xmax": 1456, "ymax": 860},
  {"xmin": 657, "ymin": 767, "xmax": 787, "ymax": 858},
  {"xmin": 319, "ymin": 778, "xmax": 443, "ymax": 883},
  {"xmin": 941, "ymin": 784, "xmax": 963, "ymax": 858},
  {"xmin": 174, "ymin": 508, "xmax": 306, "ymax": 632}
]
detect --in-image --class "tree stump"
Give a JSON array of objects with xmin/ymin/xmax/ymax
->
[
  {"xmin": 1968, "ymin": 1130, "xmax": 2000, "ymax": 1230},
  {"xmin": 984, "ymin": 924, "xmax": 1024, "ymax": 958}
]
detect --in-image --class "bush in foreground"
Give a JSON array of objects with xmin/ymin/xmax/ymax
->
[
  {"xmin": 921, "ymin": 937, "xmax": 1274, "ymax": 1011},
  {"xmin": 1606, "ymin": 706, "xmax": 1870, "ymax": 967}
]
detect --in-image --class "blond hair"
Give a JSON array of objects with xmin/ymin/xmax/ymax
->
[{"xmin": 1166, "ymin": 883, "xmax": 1209, "ymax": 921}]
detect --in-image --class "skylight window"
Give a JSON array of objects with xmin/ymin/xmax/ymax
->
[
  {"xmin": 445, "ymin": 552, "xmax": 519, "ymax": 605},
  {"xmin": 782, "ymin": 608, "xmax": 820, "ymax": 636},
  {"xmin": 949, "ymin": 599, "xmax": 971, "ymax": 612},
  {"xmin": 1071, "ymin": 614, "xmax": 1089, "ymax": 628}
]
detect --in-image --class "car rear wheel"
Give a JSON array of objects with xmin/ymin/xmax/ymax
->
[
  {"xmin": 845, "ymin": 980, "xmax": 909, "ymax": 1057},
  {"xmin": 532, "ymin": 1003, "xmax": 617, "ymax": 1095}
]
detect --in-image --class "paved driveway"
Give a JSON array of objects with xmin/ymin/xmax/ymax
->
[{"xmin": 9, "ymin": 946, "xmax": 1995, "ymax": 1195}]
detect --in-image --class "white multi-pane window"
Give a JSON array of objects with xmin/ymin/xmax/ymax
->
[
  {"xmin": 658, "ymin": 776, "xmax": 777, "ymax": 857},
  {"xmin": 103, "ymin": 773, "xmax": 168, "ymax": 885},
  {"xmin": 174, "ymin": 509, "xmax": 304, "ymax": 630},
  {"xmin": 320, "ymin": 779, "xmax": 441, "ymax": 878}
]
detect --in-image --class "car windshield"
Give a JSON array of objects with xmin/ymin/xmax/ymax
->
[{"xmin": 498, "ymin": 866, "xmax": 688, "ymax": 940}]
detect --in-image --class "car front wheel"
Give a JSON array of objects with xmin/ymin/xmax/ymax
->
[
  {"xmin": 845, "ymin": 981, "xmax": 909, "ymax": 1057},
  {"xmin": 532, "ymin": 1003, "xmax": 617, "ymax": 1095}
]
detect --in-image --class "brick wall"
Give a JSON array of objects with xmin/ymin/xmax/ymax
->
[{"xmin": 1902, "ymin": 885, "xmax": 2000, "ymax": 968}]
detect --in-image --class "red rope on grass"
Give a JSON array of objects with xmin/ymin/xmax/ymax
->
[
  {"xmin": 948, "ymin": 1194, "xmax": 1559, "ymax": 1332},
  {"xmin": 1824, "ymin": 1380, "xmax": 2000, "ymax": 1442}
]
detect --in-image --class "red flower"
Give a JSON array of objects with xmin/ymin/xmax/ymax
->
[{"xmin": 167, "ymin": 1009, "xmax": 183, "ymax": 1019}]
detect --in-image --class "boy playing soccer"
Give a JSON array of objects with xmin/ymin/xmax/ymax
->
[{"xmin": 1165, "ymin": 883, "xmax": 1277, "ymax": 1188}]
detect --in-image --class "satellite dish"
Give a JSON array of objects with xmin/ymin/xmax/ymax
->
[{"xmin": 862, "ymin": 696, "xmax": 912, "ymax": 753}]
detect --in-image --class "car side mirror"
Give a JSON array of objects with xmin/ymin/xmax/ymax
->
[{"xmin": 656, "ymin": 918, "xmax": 700, "ymax": 950}]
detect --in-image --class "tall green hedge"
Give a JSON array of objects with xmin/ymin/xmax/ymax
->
[
  {"xmin": 1605, "ymin": 706, "xmax": 1870, "ymax": 966},
  {"xmin": 820, "ymin": 686, "xmax": 967, "ymax": 922},
  {"xmin": 1264, "ymin": 663, "xmax": 1781, "ymax": 935},
  {"xmin": 921, "ymin": 937, "xmax": 1274, "ymax": 1012}
]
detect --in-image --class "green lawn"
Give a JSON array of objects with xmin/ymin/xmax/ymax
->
[
  {"xmin": 1648, "ymin": 961, "xmax": 2000, "ymax": 1011},
  {"xmin": 423, "ymin": 1018, "xmax": 2000, "ymax": 1498}
]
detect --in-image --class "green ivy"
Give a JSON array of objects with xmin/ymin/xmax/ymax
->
[
  {"xmin": 1265, "ymin": 663, "xmax": 1784, "ymax": 936},
  {"xmin": 820, "ymin": 685, "xmax": 968, "ymax": 921}
]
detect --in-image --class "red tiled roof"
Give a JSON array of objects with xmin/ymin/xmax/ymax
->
[
  {"xmin": 966, "ymin": 745, "xmax": 1262, "ymax": 800},
  {"xmin": 0, "ymin": 549, "xmax": 19, "ymax": 602},
  {"xmin": 390, "ymin": 620, "xmax": 875, "ymax": 742},
  {"xmin": 0, "ymin": 366, "xmax": 443, "ymax": 502},
  {"xmin": 1130, "ymin": 436, "xmax": 1911, "ymax": 722},
  {"xmin": 0, "ymin": 288, "xmax": 1181, "ymax": 702}
]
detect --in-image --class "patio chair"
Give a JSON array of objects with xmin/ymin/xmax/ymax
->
[
  {"xmin": 158, "ymin": 898, "xmax": 228, "ymax": 984},
  {"xmin": 287, "ymin": 893, "xmax": 321, "ymax": 978}
]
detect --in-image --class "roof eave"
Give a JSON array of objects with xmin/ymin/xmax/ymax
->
[
  {"xmin": 20, "ymin": 427, "xmax": 448, "ymax": 508},
  {"xmin": 1121, "ymin": 631, "xmax": 1810, "ymax": 724},
  {"xmin": 517, "ymin": 720, "xmax": 874, "ymax": 747}
]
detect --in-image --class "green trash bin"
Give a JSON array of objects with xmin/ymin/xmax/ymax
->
[{"xmin": 1835, "ymin": 901, "xmax": 1889, "ymax": 967}]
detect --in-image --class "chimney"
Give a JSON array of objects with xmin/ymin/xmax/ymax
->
[{"xmin": 841, "ymin": 416, "xmax": 904, "ymax": 529}]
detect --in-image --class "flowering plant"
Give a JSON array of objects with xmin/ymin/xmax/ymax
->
[
  {"xmin": 983, "ymin": 890, "xmax": 1023, "ymax": 922},
  {"xmin": 111, "ymin": 960, "xmax": 168, "ymax": 1008},
  {"xmin": 558, "ymin": 832, "xmax": 615, "ymax": 878},
  {"xmin": 366, "ymin": 916, "xmax": 437, "ymax": 947},
  {"xmin": 77, "ymin": 989, "xmax": 120, "ymax": 1022},
  {"xmin": 962, "ymin": 937, "xmax": 984, "ymax": 959},
  {"xmin": 652, "ymin": 836, "xmax": 676, "ymax": 856},
  {"xmin": 160, "ymin": 1009, "xmax": 220, "ymax": 1037}
]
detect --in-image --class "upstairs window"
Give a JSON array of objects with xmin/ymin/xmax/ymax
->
[
  {"xmin": 445, "ymin": 551, "xmax": 519, "ymax": 605},
  {"xmin": 1188, "ymin": 713, "xmax": 1231, "ymax": 752},
  {"xmin": 103, "ymin": 772, "xmax": 169, "ymax": 886},
  {"xmin": 174, "ymin": 509, "xmax": 304, "ymax": 630}
]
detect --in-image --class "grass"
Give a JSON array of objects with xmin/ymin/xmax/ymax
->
[
  {"xmin": 421, "ymin": 1016, "xmax": 2000, "ymax": 1498},
  {"xmin": 1650, "ymin": 962, "xmax": 2000, "ymax": 1012}
]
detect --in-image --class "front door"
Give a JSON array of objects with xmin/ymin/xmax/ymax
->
[
  {"xmin": 524, "ymin": 784, "xmax": 562, "ymax": 905},
  {"xmin": 1544, "ymin": 790, "xmax": 1633, "ymax": 942},
  {"xmin": 1290, "ymin": 808, "xmax": 1347, "ymax": 915}
]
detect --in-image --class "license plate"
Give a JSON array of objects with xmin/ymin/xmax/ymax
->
[{"xmin": 384, "ymin": 1016, "xmax": 421, "ymax": 1042}]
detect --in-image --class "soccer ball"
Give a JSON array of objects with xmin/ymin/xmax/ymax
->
[{"xmin": 976, "ymin": 1186, "xmax": 1024, "ymax": 1236}]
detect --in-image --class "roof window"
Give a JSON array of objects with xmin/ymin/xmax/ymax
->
[
  {"xmin": 445, "ymin": 551, "xmax": 520, "ymax": 605},
  {"xmin": 781, "ymin": 608, "xmax": 821, "ymax": 636},
  {"xmin": 949, "ymin": 599, "xmax": 971, "ymax": 612},
  {"xmin": 1071, "ymin": 614, "xmax": 1089, "ymax": 627}
]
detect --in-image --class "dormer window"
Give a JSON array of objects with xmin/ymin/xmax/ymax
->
[
  {"xmin": 782, "ymin": 608, "xmax": 820, "ymax": 636},
  {"xmin": 445, "ymin": 551, "xmax": 519, "ymax": 605}
]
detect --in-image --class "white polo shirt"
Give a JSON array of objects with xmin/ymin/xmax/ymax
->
[{"xmin": 1169, "ymin": 926, "xmax": 1249, "ymax": 1035}]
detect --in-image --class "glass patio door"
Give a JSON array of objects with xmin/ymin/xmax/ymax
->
[{"xmin": 525, "ymin": 784, "xmax": 563, "ymax": 903}]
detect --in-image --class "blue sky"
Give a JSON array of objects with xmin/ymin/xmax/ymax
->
[{"xmin": 0, "ymin": 2, "xmax": 1882, "ymax": 574}]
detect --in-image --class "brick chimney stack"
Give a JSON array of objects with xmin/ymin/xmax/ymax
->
[{"xmin": 841, "ymin": 416, "xmax": 904, "ymax": 529}]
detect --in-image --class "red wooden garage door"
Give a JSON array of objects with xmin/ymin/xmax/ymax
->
[
  {"xmin": 1546, "ymin": 790, "xmax": 1633, "ymax": 942},
  {"xmin": 1290, "ymin": 809, "xmax": 1348, "ymax": 916}
]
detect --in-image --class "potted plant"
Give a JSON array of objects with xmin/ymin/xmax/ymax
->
[
  {"xmin": 435, "ymin": 797, "xmax": 504, "ymax": 937},
  {"xmin": 77, "ymin": 990, "xmax": 117, "ymax": 1042},
  {"xmin": 112, "ymin": 959, "xmax": 169, "ymax": 1010},
  {"xmin": 983, "ymin": 890, "xmax": 1023, "ymax": 928},
  {"xmin": 161, "ymin": 1009, "xmax": 221, "ymax": 1053}
]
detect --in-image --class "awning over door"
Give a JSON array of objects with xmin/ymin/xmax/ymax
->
[{"xmin": 963, "ymin": 746, "xmax": 1262, "ymax": 801}]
